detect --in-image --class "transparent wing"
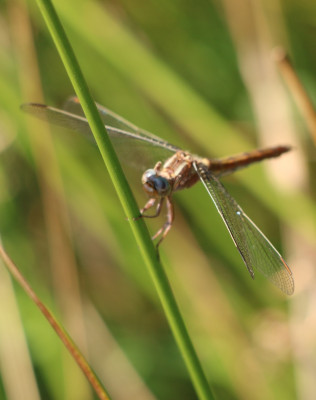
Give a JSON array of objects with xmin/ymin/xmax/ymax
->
[
  {"xmin": 194, "ymin": 162, "xmax": 294, "ymax": 295},
  {"xmin": 21, "ymin": 101, "xmax": 179, "ymax": 171},
  {"xmin": 64, "ymin": 96, "xmax": 171, "ymax": 141}
]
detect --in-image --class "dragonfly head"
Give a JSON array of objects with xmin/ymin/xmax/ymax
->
[{"xmin": 142, "ymin": 169, "xmax": 171, "ymax": 197}]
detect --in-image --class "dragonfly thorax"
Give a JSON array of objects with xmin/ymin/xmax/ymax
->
[{"xmin": 142, "ymin": 151, "xmax": 202, "ymax": 198}]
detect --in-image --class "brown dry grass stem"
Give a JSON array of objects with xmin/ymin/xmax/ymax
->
[
  {"xmin": 274, "ymin": 46, "xmax": 316, "ymax": 145},
  {"xmin": 0, "ymin": 243, "xmax": 111, "ymax": 400}
]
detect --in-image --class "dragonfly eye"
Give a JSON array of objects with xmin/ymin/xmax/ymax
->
[
  {"xmin": 142, "ymin": 169, "xmax": 156, "ymax": 183},
  {"xmin": 154, "ymin": 176, "xmax": 170, "ymax": 195},
  {"xmin": 142, "ymin": 169, "xmax": 171, "ymax": 196}
]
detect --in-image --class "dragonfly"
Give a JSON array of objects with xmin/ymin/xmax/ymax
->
[{"xmin": 21, "ymin": 97, "xmax": 294, "ymax": 295}]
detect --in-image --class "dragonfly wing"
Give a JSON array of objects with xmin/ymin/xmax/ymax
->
[
  {"xmin": 194, "ymin": 162, "xmax": 294, "ymax": 295},
  {"xmin": 64, "ymin": 96, "xmax": 180, "ymax": 151},
  {"xmin": 21, "ymin": 103, "xmax": 178, "ymax": 170},
  {"xmin": 64, "ymin": 96, "xmax": 140, "ymax": 133}
]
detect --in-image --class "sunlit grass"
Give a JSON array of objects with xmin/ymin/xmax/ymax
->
[{"xmin": 0, "ymin": 0, "xmax": 315, "ymax": 399}]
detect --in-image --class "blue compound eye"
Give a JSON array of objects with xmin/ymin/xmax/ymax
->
[
  {"xmin": 142, "ymin": 169, "xmax": 171, "ymax": 196},
  {"xmin": 154, "ymin": 177, "xmax": 170, "ymax": 195},
  {"xmin": 142, "ymin": 169, "xmax": 156, "ymax": 182}
]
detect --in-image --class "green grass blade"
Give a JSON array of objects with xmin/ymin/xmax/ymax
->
[{"xmin": 33, "ymin": 0, "xmax": 215, "ymax": 398}]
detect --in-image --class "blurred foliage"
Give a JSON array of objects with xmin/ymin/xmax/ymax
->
[{"xmin": 0, "ymin": 0, "xmax": 316, "ymax": 399}]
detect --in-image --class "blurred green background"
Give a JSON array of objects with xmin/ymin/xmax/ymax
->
[{"xmin": 0, "ymin": 0, "xmax": 316, "ymax": 399}]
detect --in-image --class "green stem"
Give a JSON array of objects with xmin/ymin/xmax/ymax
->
[{"xmin": 34, "ymin": 0, "xmax": 215, "ymax": 399}]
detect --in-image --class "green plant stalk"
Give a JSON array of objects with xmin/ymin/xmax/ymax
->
[{"xmin": 34, "ymin": 0, "xmax": 215, "ymax": 399}]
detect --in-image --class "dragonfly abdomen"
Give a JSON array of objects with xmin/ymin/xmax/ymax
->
[{"xmin": 207, "ymin": 145, "xmax": 291, "ymax": 177}]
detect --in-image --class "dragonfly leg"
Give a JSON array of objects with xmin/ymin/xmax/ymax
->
[
  {"xmin": 135, "ymin": 197, "xmax": 164, "ymax": 220},
  {"xmin": 153, "ymin": 197, "xmax": 174, "ymax": 247},
  {"xmin": 153, "ymin": 161, "xmax": 163, "ymax": 172}
]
